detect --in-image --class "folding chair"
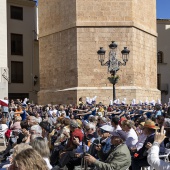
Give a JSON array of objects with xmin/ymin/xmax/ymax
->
[
  {"xmin": 159, "ymin": 148, "xmax": 170, "ymax": 162},
  {"xmin": 0, "ymin": 129, "xmax": 7, "ymax": 147}
]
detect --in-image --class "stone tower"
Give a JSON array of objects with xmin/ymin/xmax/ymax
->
[{"xmin": 38, "ymin": 0, "xmax": 160, "ymax": 104}]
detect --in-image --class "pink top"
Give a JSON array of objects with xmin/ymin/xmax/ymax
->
[{"xmin": 10, "ymin": 122, "xmax": 21, "ymax": 131}]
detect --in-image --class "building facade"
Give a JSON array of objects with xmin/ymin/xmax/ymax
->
[
  {"xmin": 0, "ymin": 0, "xmax": 8, "ymax": 99},
  {"xmin": 157, "ymin": 19, "xmax": 170, "ymax": 104},
  {"xmin": 7, "ymin": 0, "xmax": 39, "ymax": 103},
  {"xmin": 38, "ymin": 0, "xmax": 160, "ymax": 105}
]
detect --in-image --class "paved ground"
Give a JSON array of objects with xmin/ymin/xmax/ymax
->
[{"xmin": 0, "ymin": 138, "xmax": 5, "ymax": 152}]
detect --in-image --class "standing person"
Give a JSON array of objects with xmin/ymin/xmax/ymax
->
[
  {"xmin": 14, "ymin": 105, "xmax": 22, "ymax": 117},
  {"xmin": 154, "ymin": 104, "xmax": 162, "ymax": 118},
  {"xmin": 14, "ymin": 105, "xmax": 27, "ymax": 121},
  {"xmin": 0, "ymin": 97, "xmax": 9, "ymax": 118}
]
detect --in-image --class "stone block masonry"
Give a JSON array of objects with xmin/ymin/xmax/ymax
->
[{"xmin": 38, "ymin": 0, "xmax": 160, "ymax": 104}]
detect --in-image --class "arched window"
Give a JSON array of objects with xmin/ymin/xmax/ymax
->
[{"xmin": 157, "ymin": 51, "xmax": 163, "ymax": 63}]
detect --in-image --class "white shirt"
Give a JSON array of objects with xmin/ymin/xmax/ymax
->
[
  {"xmin": 49, "ymin": 109, "xmax": 57, "ymax": 116},
  {"xmin": 125, "ymin": 128, "xmax": 138, "ymax": 148},
  {"xmin": 0, "ymin": 124, "xmax": 8, "ymax": 131},
  {"xmin": 147, "ymin": 142, "xmax": 170, "ymax": 170},
  {"xmin": 136, "ymin": 133, "xmax": 147, "ymax": 151},
  {"xmin": 43, "ymin": 158, "xmax": 52, "ymax": 169},
  {"xmin": 115, "ymin": 125, "xmax": 122, "ymax": 131}
]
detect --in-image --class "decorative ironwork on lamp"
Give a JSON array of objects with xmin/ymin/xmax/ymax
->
[{"xmin": 97, "ymin": 41, "xmax": 130, "ymax": 100}]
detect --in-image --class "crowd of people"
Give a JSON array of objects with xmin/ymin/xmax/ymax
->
[{"xmin": 0, "ymin": 97, "xmax": 170, "ymax": 170}]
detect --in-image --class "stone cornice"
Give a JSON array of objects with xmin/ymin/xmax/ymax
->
[
  {"xmin": 39, "ymin": 86, "xmax": 159, "ymax": 92},
  {"xmin": 7, "ymin": 0, "xmax": 35, "ymax": 7},
  {"xmin": 39, "ymin": 21, "xmax": 157, "ymax": 38},
  {"xmin": 76, "ymin": 21, "xmax": 157, "ymax": 37}
]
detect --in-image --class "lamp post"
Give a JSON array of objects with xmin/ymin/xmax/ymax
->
[{"xmin": 97, "ymin": 41, "xmax": 130, "ymax": 101}]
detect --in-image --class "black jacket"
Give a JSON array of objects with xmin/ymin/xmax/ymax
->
[{"xmin": 135, "ymin": 133, "xmax": 165, "ymax": 160}]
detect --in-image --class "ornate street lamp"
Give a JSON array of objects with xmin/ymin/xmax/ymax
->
[{"xmin": 97, "ymin": 41, "xmax": 130, "ymax": 101}]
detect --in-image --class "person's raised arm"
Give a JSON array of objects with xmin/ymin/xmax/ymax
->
[{"xmin": 147, "ymin": 126, "xmax": 169, "ymax": 170}]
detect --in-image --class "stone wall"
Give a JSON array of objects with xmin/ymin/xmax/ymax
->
[
  {"xmin": 39, "ymin": 28, "xmax": 77, "ymax": 91},
  {"xmin": 77, "ymin": 27, "xmax": 157, "ymax": 88},
  {"xmin": 39, "ymin": 0, "xmax": 76, "ymax": 37},
  {"xmin": 38, "ymin": 0, "xmax": 160, "ymax": 105}
]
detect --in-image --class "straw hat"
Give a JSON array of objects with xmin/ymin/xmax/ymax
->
[
  {"xmin": 144, "ymin": 120, "xmax": 159, "ymax": 130},
  {"xmin": 140, "ymin": 122, "xmax": 145, "ymax": 126}
]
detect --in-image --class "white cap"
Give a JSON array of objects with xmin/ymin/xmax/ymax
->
[
  {"xmin": 132, "ymin": 99, "xmax": 136, "ymax": 105},
  {"xmin": 100, "ymin": 125, "xmax": 113, "ymax": 133},
  {"xmin": 139, "ymin": 100, "xmax": 143, "ymax": 105},
  {"xmin": 122, "ymin": 98, "xmax": 126, "ymax": 105},
  {"xmin": 113, "ymin": 99, "xmax": 117, "ymax": 104},
  {"xmin": 157, "ymin": 99, "xmax": 161, "ymax": 104},
  {"xmin": 150, "ymin": 100, "xmax": 155, "ymax": 106},
  {"xmin": 110, "ymin": 100, "xmax": 113, "ymax": 105},
  {"xmin": 92, "ymin": 96, "xmax": 97, "ymax": 101}
]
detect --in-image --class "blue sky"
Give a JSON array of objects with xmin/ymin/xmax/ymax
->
[{"xmin": 157, "ymin": 0, "xmax": 170, "ymax": 19}]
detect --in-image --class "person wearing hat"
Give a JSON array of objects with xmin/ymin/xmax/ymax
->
[
  {"xmin": 84, "ymin": 130, "xmax": 131, "ymax": 170},
  {"xmin": 132, "ymin": 120, "xmax": 165, "ymax": 170},
  {"xmin": 94, "ymin": 125, "xmax": 113, "ymax": 161}
]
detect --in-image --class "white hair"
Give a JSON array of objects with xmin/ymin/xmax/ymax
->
[
  {"xmin": 87, "ymin": 122, "xmax": 96, "ymax": 131},
  {"xmin": 31, "ymin": 125, "xmax": 42, "ymax": 135},
  {"xmin": 30, "ymin": 116, "xmax": 40, "ymax": 124}
]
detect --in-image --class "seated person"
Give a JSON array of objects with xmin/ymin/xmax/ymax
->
[
  {"xmin": 84, "ymin": 130, "xmax": 131, "ymax": 170},
  {"xmin": 95, "ymin": 125, "xmax": 113, "ymax": 161},
  {"xmin": 147, "ymin": 126, "xmax": 170, "ymax": 170},
  {"xmin": 121, "ymin": 120, "xmax": 138, "ymax": 149},
  {"xmin": 10, "ymin": 116, "xmax": 22, "ymax": 131},
  {"xmin": 83, "ymin": 122, "xmax": 98, "ymax": 147},
  {"xmin": 52, "ymin": 120, "xmax": 84, "ymax": 169}
]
